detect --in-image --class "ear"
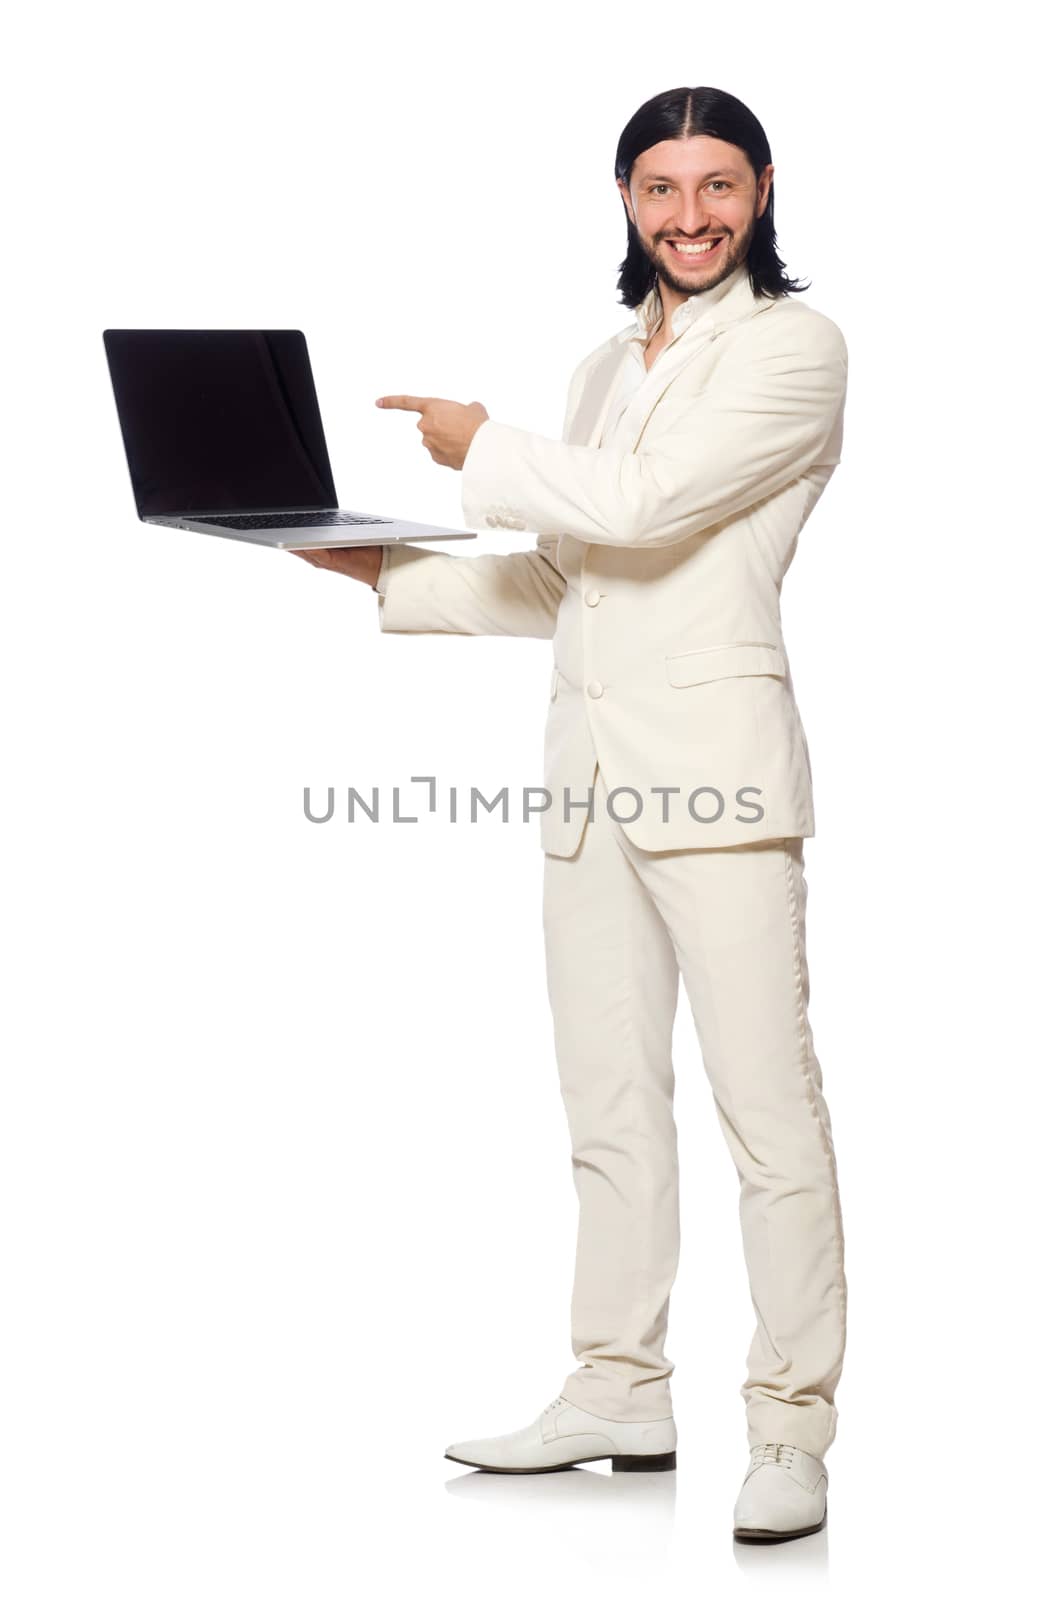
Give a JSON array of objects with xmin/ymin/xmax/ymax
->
[
  {"xmin": 617, "ymin": 177, "xmax": 635, "ymax": 228},
  {"xmin": 756, "ymin": 164, "xmax": 775, "ymax": 218}
]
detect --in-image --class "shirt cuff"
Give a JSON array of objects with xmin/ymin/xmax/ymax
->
[{"xmin": 372, "ymin": 544, "xmax": 393, "ymax": 596}]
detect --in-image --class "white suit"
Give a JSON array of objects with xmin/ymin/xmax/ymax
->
[{"xmin": 373, "ymin": 262, "xmax": 849, "ymax": 1458}]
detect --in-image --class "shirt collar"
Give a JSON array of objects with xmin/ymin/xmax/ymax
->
[{"xmin": 619, "ymin": 260, "xmax": 761, "ymax": 345}]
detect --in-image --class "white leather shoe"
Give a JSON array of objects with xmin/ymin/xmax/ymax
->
[
  {"xmin": 732, "ymin": 1442, "xmax": 828, "ymax": 1541},
  {"xmin": 444, "ymin": 1395, "xmax": 678, "ymax": 1473}
]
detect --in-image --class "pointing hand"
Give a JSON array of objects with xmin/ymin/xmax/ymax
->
[{"xmin": 375, "ymin": 394, "xmax": 489, "ymax": 470}]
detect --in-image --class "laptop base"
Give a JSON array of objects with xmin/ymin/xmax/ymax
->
[{"xmin": 146, "ymin": 516, "xmax": 478, "ymax": 551}]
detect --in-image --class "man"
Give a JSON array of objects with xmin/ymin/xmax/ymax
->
[{"xmin": 296, "ymin": 85, "xmax": 848, "ymax": 1544}]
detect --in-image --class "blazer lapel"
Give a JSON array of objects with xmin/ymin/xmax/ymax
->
[
  {"xmin": 570, "ymin": 272, "xmax": 778, "ymax": 454},
  {"xmin": 625, "ymin": 287, "xmax": 778, "ymax": 453}
]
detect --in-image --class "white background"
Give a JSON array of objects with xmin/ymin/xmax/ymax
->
[{"xmin": 3, "ymin": 3, "xmax": 1057, "ymax": 1595}]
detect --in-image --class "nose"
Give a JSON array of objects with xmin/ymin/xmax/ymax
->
[{"xmin": 673, "ymin": 195, "xmax": 717, "ymax": 236}]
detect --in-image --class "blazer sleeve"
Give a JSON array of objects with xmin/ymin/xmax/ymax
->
[
  {"xmin": 373, "ymin": 534, "xmax": 565, "ymax": 637},
  {"xmin": 458, "ymin": 315, "xmax": 848, "ymax": 550}
]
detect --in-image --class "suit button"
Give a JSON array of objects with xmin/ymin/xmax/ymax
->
[
  {"xmin": 587, "ymin": 680, "xmax": 604, "ymax": 699},
  {"xmin": 585, "ymin": 589, "xmax": 601, "ymax": 607}
]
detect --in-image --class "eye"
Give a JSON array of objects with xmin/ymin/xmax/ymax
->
[{"xmin": 647, "ymin": 180, "xmax": 731, "ymax": 196}]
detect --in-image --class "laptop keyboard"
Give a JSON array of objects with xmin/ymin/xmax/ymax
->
[{"xmin": 194, "ymin": 511, "xmax": 393, "ymax": 529}]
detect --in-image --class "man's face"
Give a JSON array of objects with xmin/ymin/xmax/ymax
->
[{"xmin": 618, "ymin": 135, "xmax": 773, "ymax": 298}]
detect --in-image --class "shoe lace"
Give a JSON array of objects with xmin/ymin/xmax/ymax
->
[{"xmin": 750, "ymin": 1442, "xmax": 796, "ymax": 1469}]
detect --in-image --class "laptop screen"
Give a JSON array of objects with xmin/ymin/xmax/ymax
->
[{"xmin": 103, "ymin": 329, "xmax": 339, "ymax": 518}]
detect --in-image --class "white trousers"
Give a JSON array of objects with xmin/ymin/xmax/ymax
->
[{"xmin": 542, "ymin": 764, "xmax": 847, "ymax": 1459}]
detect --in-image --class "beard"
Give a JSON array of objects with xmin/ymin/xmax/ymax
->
[{"xmin": 644, "ymin": 215, "xmax": 755, "ymax": 297}]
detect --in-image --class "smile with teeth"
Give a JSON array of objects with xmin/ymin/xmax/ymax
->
[{"xmin": 667, "ymin": 237, "xmax": 724, "ymax": 255}]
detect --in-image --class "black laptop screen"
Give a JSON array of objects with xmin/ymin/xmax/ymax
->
[{"xmin": 103, "ymin": 329, "xmax": 339, "ymax": 518}]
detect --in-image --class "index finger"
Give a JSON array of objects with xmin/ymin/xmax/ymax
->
[{"xmin": 375, "ymin": 394, "xmax": 432, "ymax": 412}]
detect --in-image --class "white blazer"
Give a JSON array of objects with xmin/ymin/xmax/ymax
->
[{"xmin": 375, "ymin": 263, "xmax": 848, "ymax": 856}]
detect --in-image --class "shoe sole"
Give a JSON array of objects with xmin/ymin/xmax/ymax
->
[
  {"xmin": 443, "ymin": 1450, "xmax": 677, "ymax": 1474},
  {"xmin": 733, "ymin": 1508, "xmax": 827, "ymax": 1543}
]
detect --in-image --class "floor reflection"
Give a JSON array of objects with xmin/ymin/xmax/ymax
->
[{"xmin": 444, "ymin": 1461, "xmax": 676, "ymax": 1520}]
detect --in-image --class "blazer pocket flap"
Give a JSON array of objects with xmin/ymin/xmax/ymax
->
[{"xmin": 665, "ymin": 641, "xmax": 787, "ymax": 688}]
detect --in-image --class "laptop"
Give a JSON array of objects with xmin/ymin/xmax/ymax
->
[{"xmin": 102, "ymin": 328, "xmax": 478, "ymax": 550}]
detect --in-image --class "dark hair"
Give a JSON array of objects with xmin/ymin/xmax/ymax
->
[{"xmin": 614, "ymin": 86, "xmax": 809, "ymax": 308}]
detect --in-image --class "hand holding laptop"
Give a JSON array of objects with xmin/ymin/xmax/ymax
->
[{"xmin": 291, "ymin": 545, "xmax": 384, "ymax": 585}]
